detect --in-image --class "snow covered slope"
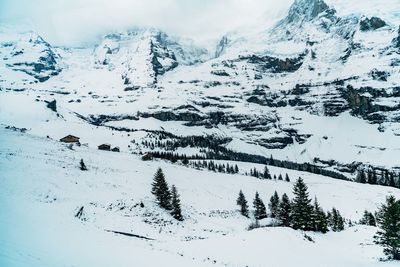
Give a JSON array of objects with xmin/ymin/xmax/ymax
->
[{"xmin": 1, "ymin": 126, "xmax": 400, "ymax": 267}]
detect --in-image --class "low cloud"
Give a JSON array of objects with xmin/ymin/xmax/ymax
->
[{"xmin": 0, "ymin": 0, "xmax": 293, "ymax": 46}]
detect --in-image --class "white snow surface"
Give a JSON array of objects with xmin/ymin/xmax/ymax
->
[{"xmin": 1, "ymin": 127, "xmax": 400, "ymax": 267}]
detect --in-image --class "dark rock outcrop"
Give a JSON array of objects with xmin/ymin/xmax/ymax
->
[
  {"xmin": 359, "ymin": 17, "xmax": 387, "ymax": 31},
  {"xmin": 240, "ymin": 51, "xmax": 307, "ymax": 73}
]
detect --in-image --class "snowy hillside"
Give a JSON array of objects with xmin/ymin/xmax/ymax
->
[
  {"xmin": 1, "ymin": 0, "xmax": 400, "ymax": 266},
  {"xmin": 1, "ymin": 126, "xmax": 400, "ymax": 267}
]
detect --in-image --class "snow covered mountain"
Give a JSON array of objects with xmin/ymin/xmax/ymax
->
[
  {"xmin": 0, "ymin": 31, "xmax": 61, "ymax": 82},
  {"xmin": 93, "ymin": 28, "xmax": 209, "ymax": 89},
  {"xmin": 1, "ymin": 0, "xmax": 400, "ymax": 176},
  {"xmin": 1, "ymin": 1, "xmax": 400, "ymax": 265}
]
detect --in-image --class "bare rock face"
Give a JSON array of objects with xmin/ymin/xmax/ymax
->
[
  {"xmin": 240, "ymin": 51, "xmax": 307, "ymax": 73},
  {"xmin": 359, "ymin": 17, "xmax": 387, "ymax": 31}
]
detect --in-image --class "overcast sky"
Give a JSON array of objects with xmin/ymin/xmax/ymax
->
[{"xmin": 0, "ymin": 0, "xmax": 294, "ymax": 46}]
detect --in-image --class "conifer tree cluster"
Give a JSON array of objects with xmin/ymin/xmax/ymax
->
[
  {"xmin": 145, "ymin": 136, "xmax": 397, "ymax": 187},
  {"xmin": 357, "ymin": 168, "xmax": 400, "ymax": 188},
  {"xmin": 236, "ymin": 177, "xmax": 345, "ymax": 233},
  {"xmin": 151, "ymin": 168, "xmax": 183, "ymax": 221},
  {"xmin": 359, "ymin": 210, "xmax": 376, "ymax": 226},
  {"xmin": 189, "ymin": 160, "xmax": 239, "ymax": 174},
  {"xmin": 327, "ymin": 208, "xmax": 345, "ymax": 232},
  {"xmin": 374, "ymin": 195, "xmax": 400, "ymax": 260},
  {"xmin": 248, "ymin": 166, "xmax": 291, "ymax": 183}
]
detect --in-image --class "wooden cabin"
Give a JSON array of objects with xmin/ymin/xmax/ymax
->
[
  {"xmin": 98, "ymin": 144, "xmax": 111, "ymax": 151},
  {"xmin": 60, "ymin": 135, "xmax": 80, "ymax": 143}
]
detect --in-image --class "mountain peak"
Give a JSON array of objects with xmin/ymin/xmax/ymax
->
[{"xmin": 286, "ymin": 0, "xmax": 330, "ymax": 24}]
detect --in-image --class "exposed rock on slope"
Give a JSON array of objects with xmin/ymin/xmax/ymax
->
[{"xmin": 0, "ymin": 32, "xmax": 61, "ymax": 82}]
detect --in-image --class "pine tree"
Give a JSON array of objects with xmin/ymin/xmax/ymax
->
[
  {"xmin": 253, "ymin": 168, "xmax": 259, "ymax": 178},
  {"xmin": 329, "ymin": 208, "xmax": 345, "ymax": 232},
  {"xmin": 278, "ymin": 174, "xmax": 283, "ymax": 181},
  {"xmin": 367, "ymin": 169, "xmax": 378, "ymax": 185},
  {"xmin": 374, "ymin": 195, "xmax": 400, "ymax": 260},
  {"xmin": 285, "ymin": 173, "xmax": 290, "ymax": 182},
  {"xmin": 389, "ymin": 173, "xmax": 396, "ymax": 188},
  {"xmin": 182, "ymin": 158, "xmax": 189, "ymax": 165},
  {"xmin": 269, "ymin": 155, "xmax": 275, "ymax": 165},
  {"xmin": 313, "ymin": 198, "xmax": 328, "ymax": 233},
  {"xmin": 236, "ymin": 190, "xmax": 249, "ymax": 217},
  {"xmin": 263, "ymin": 166, "xmax": 272, "ymax": 179},
  {"xmin": 291, "ymin": 177, "xmax": 314, "ymax": 231},
  {"xmin": 357, "ymin": 170, "xmax": 367, "ymax": 184},
  {"xmin": 253, "ymin": 192, "xmax": 267, "ymax": 220},
  {"xmin": 360, "ymin": 210, "xmax": 376, "ymax": 226},
  {"xmin": 234, "ymin": 164, "xmax": 239, "ymax": 174},
  {"xmin": 269, "ymin": 191, "xmax": 280, "ymax": 218},
  {"xmin": 278, "ymin": 193, "xmax": 291, "ymax": 227},
  {"xmin": 170, "ymin": 185, "xmax": 183, "ymax": 221},
  {"xmin": 151, "ymin": 168, "xmax": 172, "ymax": 210},
  {"xmin": 79, "ymin": 159, "xmax": 87, "ymax": 171}
]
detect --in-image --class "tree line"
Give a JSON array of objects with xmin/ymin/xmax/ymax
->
[
  {"xmin": 356, "ymin": 169, "xmax": 400, "ymax": 188},
  {"xmin": 185, "ymin": 160, "xmax": 291, "ymax": 182}
]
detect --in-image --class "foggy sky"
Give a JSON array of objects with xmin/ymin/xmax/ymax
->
[{"xmin": 0, "ymin": 0, "xmax": 294, "ymax": 46}]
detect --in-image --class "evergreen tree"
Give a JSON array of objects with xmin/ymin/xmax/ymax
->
[
  {"xmin": 285, "ymin": 173, "xmax": 290, "ymax": 182},
  {"xmin": 170, "ymin": 185, "xmax": 183, "ymax": 221},
  {"xmin": 278, "ymin": 174, "xmax": 283, "ymax": 181},
  {"xmin": 360, "ymin": 210, "xmax": 376, "ymax": 226},
  {"xmin": 151, "ymin": 168, "xmax": 172, "ymax": 210},
  {"xmin": 253, "ymin": 192, "xmax": 267, "ymax": 220},
  {"xmin": 236, "ymin": 190, "xmax": 249, "ymax": 217},
  {"xmin": 269, "ymin": 155, "xmax": 275, "ymax": 165},
  {"xmin": 263, "ymin": 166, "xmax": 272, "ymax": 179},
  {"xmin": 389, "ymin": 173, "xmax": 396, "ymax": 188},
  {"xmin": 369, "ymin": 169, "xmax": 378, "ymax": 185},
  {"xmin": 329, "ymin": 208, "xmax": 345, "ymax": 232},
  {"xmin": 234, "ymin": 164, "xmax": 239, "ymax": 174},
  {"xmin": 79, "ymin": 159, "xmax": 87, "ymax": 171},
  {"xmin": 269, "ymin": 191, "xmax": 280, "ymax": 218},
  {"xmin": 182, "ymin": 158, "xmax": 189, "ymax": 165},
  {"xmin": 313, "ymin": 198, "xmax": 328, "ymax": 233},
  {"xmin": 253, "ymin": 168, "xmax": 259, "ymax": 178},
  {"xmin": 367, "ymin": 169, "xmax": 376, "ymax": 184},
  {"xmin": 291, "ymin": 177, "xmax": 314, "ymax": 231},
  {"xmin": 374, "ymin": 195, "xmax": 400, "ymax": 260},
  {"xmin": 357, "ymin": 170, "xmax": 367, "ymax": 184},
  {"xmin": 278, "ymin": 193, "xmax": 291, "ymax": 227}
]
